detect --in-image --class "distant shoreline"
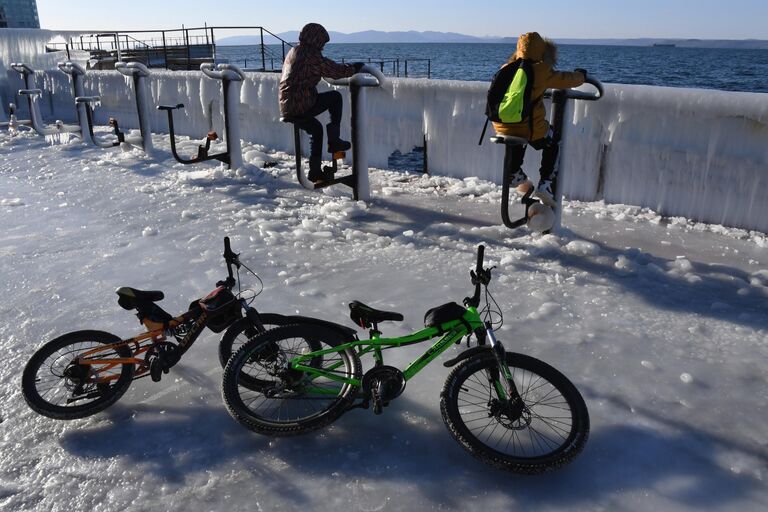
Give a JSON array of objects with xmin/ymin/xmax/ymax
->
[{"xmin": 217, "ymin": 31, "xmax": 768, "ymax": 50}]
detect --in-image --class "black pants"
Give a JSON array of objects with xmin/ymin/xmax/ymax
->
[
  {"xmin": 293, "ymin": 91, "xmax": 343, "ymax": 171},
  {"xmin": 504, "ymin": 136, "xmax": 560, "ymax": 184}
]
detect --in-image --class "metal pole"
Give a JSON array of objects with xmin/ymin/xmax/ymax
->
[
  {"xmin": 185, "ymin": 28, "xmax": 191, "ymax": 70},
  {"xmin": 162, "ymin": 31, "xmax": 168, "ymax": 69},
  {"xmin": 428, "ymin": 60, "xmax": 431, "ymax": 78},
  {"xmin": 260, "ymin": 28, "xmax": 266, "ymax": 71},
  {"xmin": 405, "ymin": 60, "xmax": 408, "ymax": 77},
  {"xmin": 550, "ymin": 89, "xmax": 567, "ymax": 232},
  {"xmin": 211, "ymin": 27, "xmax": 216, "ymax": 63}
]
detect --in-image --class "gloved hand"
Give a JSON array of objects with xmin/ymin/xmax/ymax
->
[
  {"xmin": 575, "ymin": 68, "xmax": 587, "ymax": 79},
  {"xmin": 353, "ymin": 62, "xmax": 366, "ymax": 73}
]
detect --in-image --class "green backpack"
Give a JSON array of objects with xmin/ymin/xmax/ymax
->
[
  {"xmin": 478, "ymin": 58, "xmax": 536, "ymax": 145},
  {"xmin": 485, "ymin": 58, "xmax": 535, "ymax": 124}
]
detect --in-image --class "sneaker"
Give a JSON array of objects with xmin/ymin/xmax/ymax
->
[
  {"xmin": 535, "ymin": 179, "xmax": 556, "ymax": 207},
  {"xmin": 508, "ymin": 168, "xmax": 529, "ymax": 188}
]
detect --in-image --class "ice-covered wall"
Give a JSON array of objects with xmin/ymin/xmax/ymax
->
[
  {"xmin": 0, "ymin": 29, "xmax": 88, "ymax": 115},
  {"xmin": 13, "ymin": 67, "xmax": 768, "ymax": 233}
]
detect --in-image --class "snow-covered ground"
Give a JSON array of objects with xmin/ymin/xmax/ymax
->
[{"xmin": 1, "ymin": 130, "xmax": 767, "ymax": 512}]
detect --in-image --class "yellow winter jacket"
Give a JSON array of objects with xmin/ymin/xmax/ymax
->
[{"xmin": 492, "ymin": 32, "xmax": 585, "ymax": 141}]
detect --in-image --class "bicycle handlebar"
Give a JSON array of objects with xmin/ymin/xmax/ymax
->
[
  {"xmin": 222, "ymin": 237, "xmax": 241, "ymax": 287},
  {"xmin": 465, "ymin": 245, "xmax": 486, "ymax": 308}
]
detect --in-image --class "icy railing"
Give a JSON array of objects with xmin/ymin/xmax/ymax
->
[{"xmin": 5, "ymin": 67, "xmax": 768, "ymax": 233}]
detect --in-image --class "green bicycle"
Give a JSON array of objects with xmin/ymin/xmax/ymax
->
[{"xmin": 221, "ymin": 246, "xmax": 589, "ymax": 474}]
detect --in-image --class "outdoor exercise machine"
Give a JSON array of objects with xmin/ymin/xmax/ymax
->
[
  {"xmin": 280, "ymin": 64, "xmax": 386, "ymax": 201},
  {"xmin": 493, "ymin": 76, "xmax": 603, "ymax": 233},
  {"xmin": 7, "ymin": 61, "xmax": 89, "ymax": 140},
  {"xmin": 0, "ymin": 102, "xmax": 30, "ymax": 135},
  {"xmin": 75, "ymin": 61, "xmax": 154, "ymax": 152},
  {"xmin": 158, "ymin": 63, "xmax": 245, "ymax": 169}
]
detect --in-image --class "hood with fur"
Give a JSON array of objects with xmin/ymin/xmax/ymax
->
[{"xmin": 515, "ymin": 32, "xmax": 546, "ymax": 61}]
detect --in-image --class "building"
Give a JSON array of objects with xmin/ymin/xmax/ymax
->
[{"xmin": 0, "ymin": 0, "xmax": 40, "ymax": 29}]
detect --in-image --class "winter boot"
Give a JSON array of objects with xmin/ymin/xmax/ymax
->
[
  {"xmin": 307, "ymin": 157, "xmax": 335, "ymax": 182},
  {"xmin": 326, "ymin": 123, "xmax": 351, "ymax": 153}
]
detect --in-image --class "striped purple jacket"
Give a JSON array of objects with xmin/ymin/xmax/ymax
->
[{"xmin": 278, "ymin": 23, "xmax": 356, "ymax": 117}]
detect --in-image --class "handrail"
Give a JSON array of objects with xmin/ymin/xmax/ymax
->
[
  {"xmin": 200, "ymin": 63, "xmax": 246, "ymax": 82},
  {"xmin": 565, "ymin": 77, "xmax": 603, "ymax": 101},
  {"xmin": 324, "ymin": 64, "xmax": 386, "ymax": 88},
  {"xmin": 57, "ymin": 61, "xmax": 86, "ymax": 76},
  {"xmin": 115, "ymin": 61, "xmax": 151, "ymax": 77}
]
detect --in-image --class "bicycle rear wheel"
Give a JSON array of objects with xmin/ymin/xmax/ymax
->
[
  {"xmin": 222, "ymin": 324, "xmax": 360, "ymax": 436},
  {"xmin": 440, "ymin": 351, "xmax": 589, "ymax": 473},
  {"xmin": 22, "ymin": 330, "xmax": 135, "ymax": 419}
]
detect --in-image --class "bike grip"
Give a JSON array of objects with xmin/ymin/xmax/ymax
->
[
  {"xmin": 476, "ymin": 245, "xmax": 485, "ymax": 272},
  {"xmin": 224, "ymin": 236, "xmax": 232, "ymax": 255}
]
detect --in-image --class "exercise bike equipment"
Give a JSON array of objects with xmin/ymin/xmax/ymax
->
[
  {"xmin": 11, "ymin": 62, "xmax": 86, "ymax": 139},
  {"xmin": 282, "ymin": 64, "xmax": 386, "ymax": 200},
  {"xmin": 76, "ymin": 62, "xmax": 154, "ymax": 152},
  {"xmin": 158, "ymin": 63, "xmax": 246, "ymax": 169},
  {"xmin": 493, "ymin": 76, "xmax": 603, "ymax": 233}
]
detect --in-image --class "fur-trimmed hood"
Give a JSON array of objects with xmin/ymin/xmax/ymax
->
[{"xmin": 515, "ymin": 32, "xmax": 546, "ymax": 61}]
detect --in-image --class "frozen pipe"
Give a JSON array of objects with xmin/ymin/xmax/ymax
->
[
  {"xmin": 115, "ymin": 61, "xmax": 154, "ymax": 154},
  {"xmin": 57, "ymin": 61, "xmax": 92, "ymax": 144},
  {"xmin": 324, "ymin": 64, "xmax": 387, "ymax": 201},
  {"xmin": 551, "ymin": 77, "xmax": 603, "ymax": 232},
  {"xmin": 201, "ymin": 63, "xmax": 245, "ymax": 170}
]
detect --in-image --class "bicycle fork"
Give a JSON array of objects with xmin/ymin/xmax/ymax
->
[{"xmin": 484, "ymin": 323, "xmax": 526, "ymax": 417}]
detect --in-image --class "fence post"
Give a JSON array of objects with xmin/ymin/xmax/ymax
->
[
  {"xmin": 260, "ymin": 28, "xmax": 266, "ymax": 71},
  {"xmin": 162, "ymin": 31, "xmax": 169, "ymax": 69}
]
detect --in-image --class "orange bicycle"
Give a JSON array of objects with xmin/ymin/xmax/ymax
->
[{"xmin": 22, "ymin": 237, "xmax": 297, "ymax": 420}]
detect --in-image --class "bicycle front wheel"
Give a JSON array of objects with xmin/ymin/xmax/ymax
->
[
  {"xmin": 440, "ymin": 351, "xmax": 589, "ymax": 474},
  {"xmin": 222, "ymin": 324, "xmax": 360, "ymax": 436},
  {"xmin": 217, "ymin": 313, "xmax": 292, "ymax": 369},
  {"xmin": 22, "ymin": 330, "xmax": 135, "ymax": 420}
]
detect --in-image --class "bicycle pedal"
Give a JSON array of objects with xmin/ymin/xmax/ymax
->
[{"xmin": 332, "ymin": 151, "xmax": 346, "ymax": 160}]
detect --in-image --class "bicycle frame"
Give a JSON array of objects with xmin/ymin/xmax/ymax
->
[
  {"xmin": 73, "ymin": 307, "xmax": 208, "ymax": 383},
  {"xmin": 290, "ymin": 307, "xmax": 486, "ymax": 391}
]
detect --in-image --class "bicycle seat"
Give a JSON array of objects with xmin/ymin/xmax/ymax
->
[
  {"xmin": 349, "ymin": 300, "xmax": 403, "ymax": 329},
  {"xmin": 490, "ymin": 135, "xmax": 529, "ymax": 146},
  {"xmin": 116, "ymin": 287, "xmax": 165, "ymax": 310},
  {"xmin": 280, "ymin": 115, "xmax": 309, "ymax": 124}
]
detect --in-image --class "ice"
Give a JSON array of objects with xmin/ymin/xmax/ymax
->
[{"xmin": 4, "ymin": 61, "xmax": 767, "ymax": 230}]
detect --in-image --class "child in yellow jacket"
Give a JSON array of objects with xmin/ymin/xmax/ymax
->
[{"xmin": 493, "ymin": 32, "xmax": 586, "ymax": 206}]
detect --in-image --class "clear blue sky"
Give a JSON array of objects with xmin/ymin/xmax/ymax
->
[{"xmin": 37, "ymin": 0, "xmax": 768, "ymax": 39}]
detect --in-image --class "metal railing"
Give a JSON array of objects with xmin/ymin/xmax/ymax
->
[
  {"xmin": 340, "ymin": 57, "xmax": 431, "ymax": 78},
  {"xmin": 45, "ymin": 26, "xmax": 294, "ymax": 71},
  {"xmin": 44, "ymin": 25, "xmax": 433, "ymax": 78}
]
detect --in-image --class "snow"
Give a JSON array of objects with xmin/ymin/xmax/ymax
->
[{"xmin": 1, "ymin": 125, "xmax": 767, "ymax": 511}]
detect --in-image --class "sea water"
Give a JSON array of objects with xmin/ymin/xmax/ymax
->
[{"xmin": 217, "ymin": 43, "xmax": 768, "ymax": 93}]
